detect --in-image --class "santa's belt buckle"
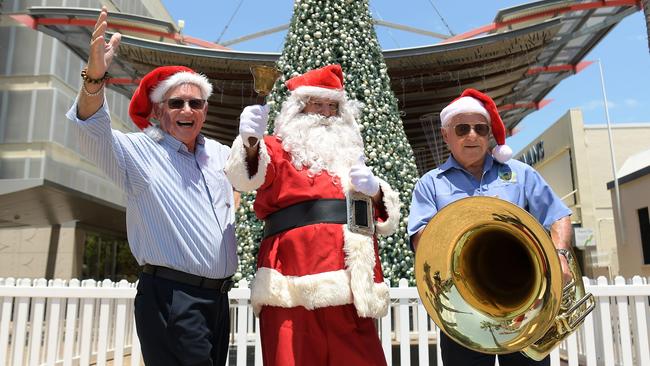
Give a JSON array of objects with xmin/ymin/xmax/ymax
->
[{"xmin": 346, "ymin": 191, "xmax": 375, "ymax": 236}]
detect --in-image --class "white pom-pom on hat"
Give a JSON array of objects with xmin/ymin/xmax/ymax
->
[{"xmin": 492, "ymin": 144, "xmax": 513, "ymax": 163}]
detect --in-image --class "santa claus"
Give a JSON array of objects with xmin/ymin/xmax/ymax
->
[{"xmin": 225, "ymin": 64, "xmax": 400, "ymax": 366}]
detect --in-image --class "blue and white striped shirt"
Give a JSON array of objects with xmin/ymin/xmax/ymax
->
[{"xmin": 66, "ymin": 100, "xmax": 237, "ymax": 279}]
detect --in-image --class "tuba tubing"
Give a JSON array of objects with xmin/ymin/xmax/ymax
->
[{"xmin": 414, "ymin": 196, "xmax": 594, "ymax": 360}]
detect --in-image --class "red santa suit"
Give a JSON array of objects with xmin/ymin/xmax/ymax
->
[
  {"xmin": 226, "ymin": 64, "xmax": 400, "ymax": 366},
  {"xmin": 226, "ymin": 133, "xmax": 400, "ymax": 365}
]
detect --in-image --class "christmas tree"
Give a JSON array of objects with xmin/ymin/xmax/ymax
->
[{"xmin": 234, "ymin": 0, "xmax": 420, "ymax": 285}]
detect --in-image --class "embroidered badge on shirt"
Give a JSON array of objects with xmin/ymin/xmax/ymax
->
[{"xmin": 498, "ymin": 166, "xmax": 516, "ymax": 182}]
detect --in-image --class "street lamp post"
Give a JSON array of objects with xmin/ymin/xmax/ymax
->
[{"xmin": 597, "ymin": 59, "xmax": 625, "ymax": 244}]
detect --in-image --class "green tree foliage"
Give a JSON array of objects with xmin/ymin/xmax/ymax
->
[{"xmin": 234, "ymin": 0, "xmax": 419, "ymax": 285}]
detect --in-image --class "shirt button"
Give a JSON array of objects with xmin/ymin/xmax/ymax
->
[{"xmin": 226, "ymin": 202, "xmax": 231, "ymax": 208}]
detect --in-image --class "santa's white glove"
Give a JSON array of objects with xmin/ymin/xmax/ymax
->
[
  {"xmin": 349, "ymin": 158, "xmax": 380, "ymax": 196},
  {"xmin": 239, "ymin": 104, "xmax": 269, "ymax": 147}
]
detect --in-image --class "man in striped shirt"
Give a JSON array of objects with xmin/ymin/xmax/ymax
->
[{"xmin": 65, "ymin": 8, "xmax": 236, "ymax": 366}]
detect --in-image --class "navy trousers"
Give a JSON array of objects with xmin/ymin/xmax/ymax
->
[
  {"xmin": 134, "ymin": 273, "xmax": 230, "ymax": 366},
  {"xmin": 440, "ymin": 332, "xmax": 550, "ymax": 366}
]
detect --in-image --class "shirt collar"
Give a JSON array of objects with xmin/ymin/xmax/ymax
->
[
  {"xmin": 483, "ymin": 154, "xmax": 496, "ymax": 172},
  {"xmin": 438, "ymin": 153, "xmax": 497, "ymax": 174},
  {"xmin": 159, "ymin": 131, "xmax": 206, "ymax": 153}
]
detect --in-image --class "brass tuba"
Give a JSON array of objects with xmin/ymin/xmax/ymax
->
[{"xmin": 415, "ymin": 196, "xmax": 595, "ymax": 360}]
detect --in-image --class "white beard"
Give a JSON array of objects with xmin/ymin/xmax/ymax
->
[{"xmin": 274, "ymin": 113, "xmax": 365, "ymax": 179}]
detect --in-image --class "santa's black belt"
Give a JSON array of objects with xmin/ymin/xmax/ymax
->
[{"xmin": 263, "ymin": 199, "xmax": 347, "ymax": 239}]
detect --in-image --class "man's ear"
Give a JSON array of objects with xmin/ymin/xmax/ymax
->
[
  {"xmin": 441, "ymin": 126, "xmax": 449, "ymax": 144},
  {"xmin": 151, "ymin": 103, "xmax": 162, "ymax": 120}
]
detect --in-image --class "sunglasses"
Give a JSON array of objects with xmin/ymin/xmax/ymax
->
[
  {"xmin": 452, "ymin": 123, "xmax": 490, "ymax": 137},
  {"xmin": 166, "ymin": 98, "xmax": 206, "ymax": 110}
]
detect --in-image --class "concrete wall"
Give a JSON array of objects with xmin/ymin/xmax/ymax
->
[
  {"xmin": 611, "ymin": 173, "xmax": 650, "ymax": 278},
  {"xmin": 0, "ymin": 223, "xmax": 86, "ymax": 278},
  {"xmin": 582, "ymin": 123, "xmax": 650, "ymax": 275}
]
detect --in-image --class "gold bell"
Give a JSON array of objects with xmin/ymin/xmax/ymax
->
[{"xmin": 250, "ymin": 65, "xmax": 282, "ymax": 96}]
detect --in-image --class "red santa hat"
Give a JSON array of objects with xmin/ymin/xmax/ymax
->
[
  {"xmin": 285, "ymin": 64, "xmax": 346, "ymax": 102},
  {"xmin": 440, "ymin": 88, "xmax": 512, "ymax": 163},
  {"xmin": 128, "ymin": 65, "xmax": 213, "ymax": 131}
]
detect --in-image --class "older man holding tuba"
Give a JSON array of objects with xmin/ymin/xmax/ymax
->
[{"xmin": 408, "ymin": 89, "xmax": 574, "ymax": 366}]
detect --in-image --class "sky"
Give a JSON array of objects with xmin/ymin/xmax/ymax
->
[{"xmin": 160, "ymin": 0, "xmax": 650, "ymax": 154}]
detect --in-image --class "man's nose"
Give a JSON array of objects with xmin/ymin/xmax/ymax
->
[
  {"xmin": 321, "ymin": 109, "xmax": 335, "ymax": 117},
  {"xmin": 466, "ymin": 126, "xmax": 482, "ymax": 138},
  {"xmin": 180, "ymin": 102, "xmax": 193, "ymax": 113}
]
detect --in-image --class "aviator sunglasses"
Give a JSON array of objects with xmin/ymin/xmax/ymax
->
[
  {"xmin": 166, "ymin": 98, "xmax": 206, "ymax": 110},
  {"xmin": 452, "ymin": 123, "xmax": 490, "ymax": 137}
]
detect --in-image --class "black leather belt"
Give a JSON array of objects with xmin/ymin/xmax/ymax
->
[
  {"xmin": 142, "ymin": 264, "xmax": 234, "ymax": 293},
  {"xmin": 263, "ymin": 199, "xmax": 347, "ymax": 239}
]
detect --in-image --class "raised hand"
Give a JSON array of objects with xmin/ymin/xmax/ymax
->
[
  {"xmin": 239, "ymin": 104, "xmax": 269, "ymax": 148},
  {"xmin": 77, "ymin": 7, "xmax": 122, "ymax": 119},
  {"xmin": 87, "ymin": 6, "xmax": 121, "ymax": 79},
  {"xmin": 349, "ymin": 156, "xmax": 380, "ymax": 197}
]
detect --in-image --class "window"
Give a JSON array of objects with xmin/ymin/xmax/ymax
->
[
  {"xmin": 83, "ymin": 232, "xmax": 139, "ymax": 282},
  {"xmin": 638, "ymin": 207, "xmax": 650, "ymax": 265}
]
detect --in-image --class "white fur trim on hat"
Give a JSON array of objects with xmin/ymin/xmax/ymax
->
[
  {"xmin": 291, "ymin": 86, "xmax": 346, "ymax": 103},
  {"xmin": 224, "ymin": 135, "xmax": 270, "ymax": 192},
  {"xmin": 440, "ymin": 96, "xmax": 491, "ymax": 127},
  {"xmin": 150, "ymin": 71, "xmax": 213, "ymax": 103}
]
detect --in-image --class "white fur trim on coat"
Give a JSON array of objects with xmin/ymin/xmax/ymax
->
[
  {"xmin": 291, "ymin": 86, "xmax": 346, "ymax": 103},
  {"xmin": 374, "ymin": 178, "xmax": 401, "ymax": 236},
  {"xmin": 343, "ymin": 225, "xmax": 390, "ymax": 318},
  {"xmin": 150, "ymin": 71, "xmax": 213, "ymax": 103},
  {"xmin": 251, "ymin": 268, "xmax": 352, "ymax": 315},
  {"xmin": 250, "ymin": 266, "xmax": 389, "ymax": 318},
  {"xmin": 224, "ymin": 135, "xmax": 270, "ymax": 192}
]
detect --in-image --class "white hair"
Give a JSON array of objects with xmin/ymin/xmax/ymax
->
[
  {"xmin": 150, "ymin": 71, "xmax": 213, "ymax": 102},
  {"xmin": 274, "ymin": 93, "xmax": 364, "ymax": 179}
]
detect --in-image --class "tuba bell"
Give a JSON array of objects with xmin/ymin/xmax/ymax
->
[{"xmin": 415, "ymin": 196, "xmax": 594, "ymax": 360}]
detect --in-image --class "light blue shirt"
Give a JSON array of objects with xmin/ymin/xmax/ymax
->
[
  {"xmin": 408, "ymin": 154, "xmax": 571, "ymax": 240},
  {"xmin": 66, "ymin": 100, "xmax": 237, "ymax": 279}
]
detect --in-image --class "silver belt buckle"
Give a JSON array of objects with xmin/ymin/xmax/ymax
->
[{"xmin": 346, "ymin": 191, "xmax": 375, "ymax": 236}]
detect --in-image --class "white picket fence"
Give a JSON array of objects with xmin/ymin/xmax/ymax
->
[{"xmin": 1, "ymin": 276, "xmax": 649, "ymax": 366}]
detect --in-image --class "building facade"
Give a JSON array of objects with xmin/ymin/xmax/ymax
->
[
  {"xmin": 515, "ymin": 109, "xmax": 650, "ymax": 278},
  {"xmin": 0, "ymin": 0, "xmax": 172, "ymax": 279},
  {"xmin": 607, "ymin": 149, "xmax": 650, "ymax": 278}
]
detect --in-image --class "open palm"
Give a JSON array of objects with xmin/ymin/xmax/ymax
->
[{"xmin": 87, "ymin": 6, "xmax": 121, "ymax": 79}]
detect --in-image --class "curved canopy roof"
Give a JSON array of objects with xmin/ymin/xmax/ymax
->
[{"xmin": 16, "ymin": 0, "xmax": 640, "ymax": 172}]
